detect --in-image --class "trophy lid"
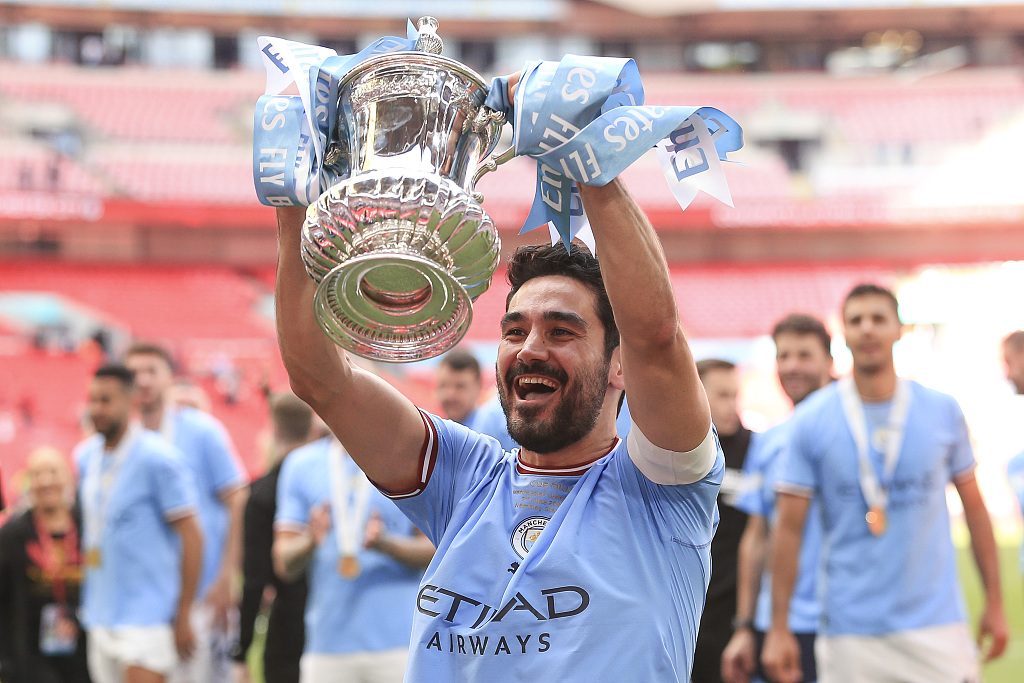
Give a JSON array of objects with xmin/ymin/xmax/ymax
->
[{"xmin": 414, "ymin": 17, "xmax": 443, "ymax": 55}]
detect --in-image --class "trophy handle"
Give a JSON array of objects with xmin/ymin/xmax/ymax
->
[{"xmin": 470, "ymin": 144, "xmax": 516, "ymax": 204}]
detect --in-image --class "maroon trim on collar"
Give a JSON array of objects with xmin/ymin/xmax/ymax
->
[{"xmin": 515, "ymin": 438, "xmax": 620, "ymax": 476}]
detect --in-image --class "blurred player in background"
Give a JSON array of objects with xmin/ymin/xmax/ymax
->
[
  {"xmin": 123, "ymin": 343, "xmax": 247, "ymax": 683},
  {"xmin": 232, "ymin": 392, "xmax": 315, "ymax": 683},
  {"xmin": 692, "ymin": 358, "xmax": 752, "ymax": 683},
  {"xmin": 1002, "ymin": 330, "xmax": 1024, "ymax": 614},
  {"xmin": 272, "ymin": 432, "xmax": 434, "ymax": 683},
  {"xmin": 722, "ymin": 313, "xmax": 833, "ymax": 683},
  {"xmin": 435, "ymin": 349, "xmax": 517, "ymax": 451},
  {"xmin": 763, "ymin": 285, "xmax": 1007, "ymax": 683},
  {"xmin": 75, "ymin": 364, "xmax": 203, "ymax": 683}
]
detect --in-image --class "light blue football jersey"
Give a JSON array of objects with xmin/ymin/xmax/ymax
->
[
  {"xmin": 736, "ymin": 417, "xmax": 823, "ymax": 634},
  {"xmin": 275, "ymin": 438, "xmax": 423, "ymax": 655},
  {"xmin": 776, "ymin": 381, "xmax": 975, "ymax": 636},
  {"xmin": 1006, "ymin": 450, "xmax": 1024, "ymax": 572},
  {"xmin": 390, "ymin": 413, "xmax": 723, "ymax": 682},
  {"xmin": 464, "ymin": 398, "xmax": 519, "ymax": 454},
  {"xmin": 75, "ymin": 429, "xmax": 198, "ymax": 628},
  {"xmin": 163, "ymin": 406, "xmax": 246, "ymax": 599}
]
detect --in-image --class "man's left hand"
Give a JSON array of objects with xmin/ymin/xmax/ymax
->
[
  {"xmin": 977, "ymin": 602, "xmax": 1009, "ymax": 662},
  {"xmin": 205, "ymin": 572, "xmax": 236, "ymax": 633}
]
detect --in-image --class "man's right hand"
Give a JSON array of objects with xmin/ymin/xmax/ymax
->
[
  {"xmin": 761, "ymin": 627, "xmax": 801, "ymax": 683},
  {"xmin": 308, "ymin": 502, "xmax": 331, "ymax": 546},
  {"xmin": 721, "ymin": 627, "xmax": 757, "ymax": 683},
  {"xmin": 173, "ymin": 607, "xmax": 196, "ymax": 661}
]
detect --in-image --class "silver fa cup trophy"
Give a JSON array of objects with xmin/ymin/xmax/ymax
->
[{"xmin": 302, "ymin": 17, "xmax": 507, "ymax": 362}]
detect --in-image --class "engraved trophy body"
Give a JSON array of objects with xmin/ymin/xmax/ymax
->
[{"xmin": 302, "ymin": 18, "xmax": 505, "ymax": 362}]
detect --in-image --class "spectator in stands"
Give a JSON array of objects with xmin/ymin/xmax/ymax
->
[
  {"xmin": 0, "ymin": 446, "xmax": 90, "ymax": 683},
  {"xmin": 435, "ymin": 349, "xmax": 517, "ymax": 452},
  {"xmin": 75, "ymin": 364, "xmax": 202, "ymax": 683},
  {"xmin": 763, "ymin": 284, "xmax": 1007, "ymax": 683},
  {"xmin": 232, "ymin": 392, "xmax": 315, "ymax": 683},
  {"xmin": 692, "ymin": 358, "xmax": 753, "ymax": 683},
  {"xmin": 721, "ymin": 313, "xmax": 834, "ymax": 683},
  {"xmin": 123, "ymin": 343, "xmax": 248, "ymax": 683},
  {"xmin": 273, "ymin": 429, "xmax": 434, "ymax": 683}
]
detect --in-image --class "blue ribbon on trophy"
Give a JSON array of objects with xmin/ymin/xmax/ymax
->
[
  {"xmin": 253, "ymin": 31, "xmax": 743, "ymax": 248},
  {"xmin": 252, "ymin": 23, "xmax": 419, "ymax": 206},
  {"xmin": 486, "ymin": 55, "xmax": 743, "ymax": 246}
]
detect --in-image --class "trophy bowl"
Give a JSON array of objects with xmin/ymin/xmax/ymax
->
[{"xmin": 301, "ymin": 28, "xmax": 505, "ymax": 362}]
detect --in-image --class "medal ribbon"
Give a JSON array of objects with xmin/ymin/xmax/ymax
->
[
  {"xmin": 837, "ymin": 378, "xmax": 911, "ymax": 526},
  {"xmin": 28, "ymin": 511, "xmax": 80, "ymax": 605},
  {"xmin": 326, "ymin": 440, "xmax": 372, "ymax": 562},
  {"xmin": 81, "ymin": 424, "xmax": 139, "ymax": 558},
  {"xmin": 252, "ymin": 25, "xmax": 420, "ymax": 207},
  {"xmin": 159, "ymin": 404, "xmax": 176, "ymax": 444},
  {"xmin": 485, "ymin": 55, "xmax": 743, "ymax": 246}
]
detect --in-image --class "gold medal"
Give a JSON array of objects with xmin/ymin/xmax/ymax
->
[
  {"xmin": 865, "ymin": 507, "xmax": 887, "ymax": 536},
  {"xmin": 337, "ymin": 554, "xmax": 361, "ymax": 580},
  {"xmin": 84, "ymin": 547, "xmax": 102, "ymax": 567}
]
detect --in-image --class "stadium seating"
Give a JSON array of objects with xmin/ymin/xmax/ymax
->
[{"xmin": 2, "ymin": 61, "xmax": 1023, "ymax": 213}]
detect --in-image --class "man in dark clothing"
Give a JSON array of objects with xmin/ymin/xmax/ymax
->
[
  {"xmin": 0, "ymin": 447, "xmax": 91, "ymax": 683},
  {"xmin": 692, "ymin": 359, "xmax": 752, "ymax": 683},
  {"xmin": 232, "ymin": 392, "xmax": 315, "ymax": 683}
]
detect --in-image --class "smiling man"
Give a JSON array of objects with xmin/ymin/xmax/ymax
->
[
  {"xmin": 722, "ymin": 314, "xmax": 833, "ymax": 683},
  {"xmin": 762, "ymin": 285, "xmax": 1007, "ymax": 683},
  {"xmin": 274, "ymin": 176, "xmax": 723, "ymax": 681}
]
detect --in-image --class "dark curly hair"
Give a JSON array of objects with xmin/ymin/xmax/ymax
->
[
  {"xmin": 772, "ymin": 313, "xmax": 832, "ymax": 356},
  {"xmin": 505, "ymin": 243, "xmax": 619, "ymax": 359}
]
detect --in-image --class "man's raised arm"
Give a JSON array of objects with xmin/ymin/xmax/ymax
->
[
  {"xmin": 578, "ymin": 181, "xmax": 711, "ymax": 453},
  {"xmin": 275, "ymin": 206, "xmax": 425, "ymax": 492}
]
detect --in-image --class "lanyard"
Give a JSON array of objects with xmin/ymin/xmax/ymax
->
[
  {"xmin": 327, "ymin": 440, "xmax": 371, "ymax": 561},
  {"xmin": 28, "ymin": 511, "xmax": 80, "ymax": 605},
  {"xmin": 82, "ymin": 424, "xmax": 139, "ymax": 552},
  {"xmin": 159, "ymin": 404, "xmax": 176, "ymax": 444},
  {"xmin": 837, "ymin": 377, "xmax": 911, "ymax": 520}
]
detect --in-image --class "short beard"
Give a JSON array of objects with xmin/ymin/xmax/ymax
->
[{"xmin": 497, "ymin": 358, "xmax": 609, "ymax": 454}]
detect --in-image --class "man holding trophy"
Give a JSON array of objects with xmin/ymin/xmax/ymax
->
[{"xmin": 260, "ymin": 17, "xmax": 742, "ymax": 681}]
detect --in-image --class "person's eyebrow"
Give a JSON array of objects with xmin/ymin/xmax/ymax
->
[
  {"xmin": 543, "ymin": 311, "xmax": 588, "ymax": 328},
  {"xmin": 500, "ymin": 310, "xmax": 588, "ymax": 329},
  {"xmin": 500, "ymin": 311, "xmax": 526, "ymax": 328}
]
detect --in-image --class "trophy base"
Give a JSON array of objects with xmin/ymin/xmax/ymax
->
[
  {"xmin": 314, "ymin": 250, "xmax": 473, "ymax": 363},
  {"xmin": 302, "ymin": 170, "xmax": 500, "ymax": 363}
]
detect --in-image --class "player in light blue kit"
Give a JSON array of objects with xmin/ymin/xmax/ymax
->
[
  {"xmin": 275, "ymin": 171, "xmax": 723, "ymax": 680},
  {"xmin": 722, "ymin": 313, "xmax": 834, "ymax": 683},
  {"xmin": 75, "ymin": 365, "xmax": 203, "ymax": 683},
  {"xmin": 272, "ymin": 436, "xmax": 434, "ymax": 683},
  {"xmin": 124, "ymin": 343, "xmax": 248, "ymax": 683},
  {"xmin": 763, "ymin": 285, "xmax": 1008, "ymax": 683},
  {"xmin": 435, "ymin": 349, "xmax": 519, "ymax": 452},
  {"xmin": 1002, "ymin": 331, "xmax": 1024, "ymax": 584}
]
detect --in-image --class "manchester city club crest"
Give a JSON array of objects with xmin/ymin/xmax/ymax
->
[{"xmin": 510, "ymin": 517, "xmax": 548, "ymax": 559}]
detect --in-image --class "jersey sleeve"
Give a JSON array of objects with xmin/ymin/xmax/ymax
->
[
  {"xmin": 735, "ymin": 433, "xmax": 768, "ymax": 517},
  {"xmin": 945, "ymin": 396, "xmax": 977, "ymax": 482},
  {"xmin": 274, "ymin": 451, "xmax": 312, "ymax": 532},
  {"xmin": 1008, "ymin": 452, "xmax": 1024, "ymax": 516},
  {"xmin": 617, "ymin": 438, "xmax": 725, "ymax": 549},
  {"xmin": 200, "ymin": 414, "xmax": 247, "ymax": 496},
  {"xmin": 153, "ymin": 446, "xmax": 199, "ymax": 522},
  {"xmin": 387, "ymin": 412, "xmax": 504, "ymax": 547},
  {"xmin": 774, "ymin": 412, "xmax": 817, "ymax": 498}
]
